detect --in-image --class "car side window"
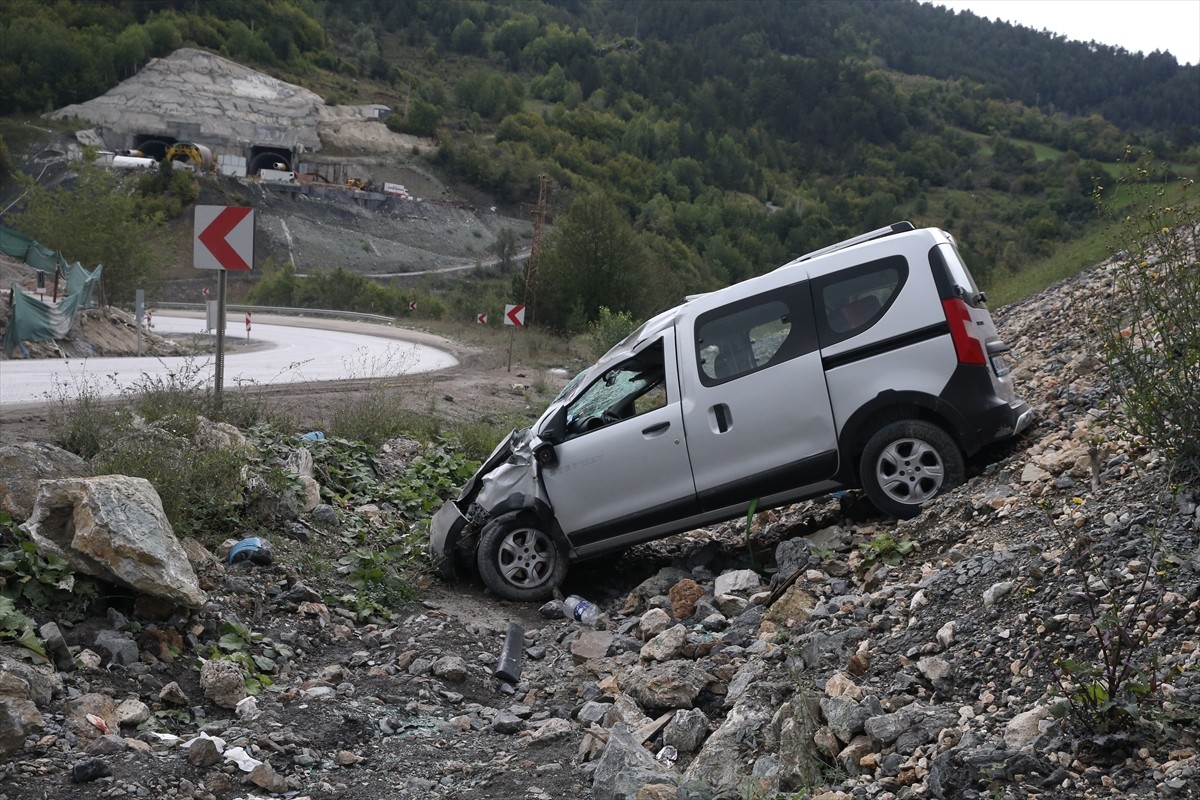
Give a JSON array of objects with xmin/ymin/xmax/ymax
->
[
  {"xmin": 815, "ymin": 255, "xmax": 907, "ymax": 344},
  {"xmin": 695, "ymin": 283, "xmax": 817, "ymax": 386},
  {"xmin": 565, "ymin": 340, "xmax": 667, "ymax": 436}
]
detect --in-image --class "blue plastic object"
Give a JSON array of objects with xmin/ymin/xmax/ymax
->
[
  {"xmin": 300, "ymin": 431, "xmax": 326, "ymax": 441},
  {"xmin": 229, "ymin": 537, "xmax": 265, "ymax": 564}
]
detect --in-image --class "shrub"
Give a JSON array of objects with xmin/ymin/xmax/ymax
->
[
  {"xmin": 585, "ymin": 306, "xmax": 637, "ymax": 358},
  {"xmin": 1098, "ymin": 152, "xmax": 1200, "ymax": 478}
]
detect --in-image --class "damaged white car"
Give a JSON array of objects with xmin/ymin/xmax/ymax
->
[{"xmin": 430, "ymin": 222, "xmax": 1033, "ymax": 601}]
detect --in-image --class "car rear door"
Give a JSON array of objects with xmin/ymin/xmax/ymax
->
[{"xmin": 679, "ymin": 279, "xmax": 839, "ymax": 511}]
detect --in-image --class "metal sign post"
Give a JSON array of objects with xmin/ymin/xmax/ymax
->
[
  {"xmin": 135, "ymin": 289, "xmax": 144, "ymax": 357},
  {"xmin": 194, "ymin": 205, "xmax": 255, "ymax": 404},
  {"xmin": 503, "ymin": 304, "xmax": 525, "ymax": 373},
  {"xmin": 215, "ymin": 271, "xmax": 226, "ymax": 403}
]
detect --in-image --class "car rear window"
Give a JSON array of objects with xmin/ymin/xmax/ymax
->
[{"xmin": 814, "ymin": 255, "xmax": 907, "ymax": 345}]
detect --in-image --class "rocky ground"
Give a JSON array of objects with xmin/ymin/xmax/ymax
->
[{"xmin": 2, "ymin": 262, "xmax": 1199, "ymax": 800}]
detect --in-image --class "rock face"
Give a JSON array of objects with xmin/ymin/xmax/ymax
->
[
  {"xmin": 0, "ymin": 443, "xmax": 91, "ymax": 522},
  {"xmin": 21, "ymin": 475, "xmax": 206, "ymax": 607},
  {"xmin": 48, "ymin": 47, "xmax": 415, "ymax": 155}
]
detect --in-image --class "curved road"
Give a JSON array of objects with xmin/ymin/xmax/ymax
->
[{"xmin": 0, "ymin": 314, "xmax": 458, "ymax": 406}]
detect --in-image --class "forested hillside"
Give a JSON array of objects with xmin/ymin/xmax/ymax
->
[{"xmin": 1, "ymin": 0, "xmax": 1196, "ymax": 332}]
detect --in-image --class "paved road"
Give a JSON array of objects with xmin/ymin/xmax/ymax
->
[{"xmin": 0, "ymin": 314, "xmax": 458, "ymax": 406}]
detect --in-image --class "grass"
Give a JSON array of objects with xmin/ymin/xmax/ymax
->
[{"xmin": 987, "ymin": 178, "xmax": 1192, "ymax": 307}]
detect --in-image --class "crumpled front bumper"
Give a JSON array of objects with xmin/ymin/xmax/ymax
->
[{"xmin": 429, "ymin": 499, "xmax": 469, "ymax": 580}]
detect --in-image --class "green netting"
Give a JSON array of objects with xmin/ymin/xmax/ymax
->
[
  {"xmin": 0, "ymin": 225, "xmax": 57, "ymax": 271},
  {"xmin": 62, "ymin": 261, "xmax": 101, "ymax": 304},
  {"xmin": 2, "ymin": 223, "xmax": 103, "ymax": 357}
]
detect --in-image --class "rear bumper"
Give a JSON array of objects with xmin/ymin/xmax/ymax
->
[
  {"xmin": 970, "ymin": 396, "xmax": 1034, "ymax": 452},
  {"xmin": 429, "ymin": 500, "xmax": 468, "ymax": 580}
]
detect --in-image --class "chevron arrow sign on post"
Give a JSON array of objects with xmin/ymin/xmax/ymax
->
[
  {"xmin": 194, "ymin": 206, "xmax": 255, "ymax": 271},
  {"xmin": 504, "ymin": 304, "xmax": 525, "ymax": 327}
]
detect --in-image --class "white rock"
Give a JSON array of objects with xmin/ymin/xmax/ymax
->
[
  {"xmin": 1004, "ymin": 706, "xmax": 1051, "ymax": 750},
  {"xmin": 714, "ymin": 569, "xmax": 762, "ymax": 597}
]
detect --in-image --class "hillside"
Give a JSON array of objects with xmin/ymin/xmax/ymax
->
[
  {"xmin": 2, "ymin": 0, "xmax": 1196, "ymax": 335},
  {"xmin": 0, "ymin": 225, "xmax": 1197, "ymax": 800}
]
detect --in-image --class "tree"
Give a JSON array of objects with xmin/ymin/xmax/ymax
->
[
  {"xmin": 7, "ymin": 154, "xmax": 163, "ymax": 304},
  {"xmin": 534, "ymin": 193, "xmax": 658, "ymax": 334},
  {"xmin": 7, "ymin": 154, "xmax": 162, "ymax": 304}
]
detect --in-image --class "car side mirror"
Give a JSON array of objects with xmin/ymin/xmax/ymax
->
[{"xmin": 540, "ymin": 405, "xmax": 568, "ymax": 445}]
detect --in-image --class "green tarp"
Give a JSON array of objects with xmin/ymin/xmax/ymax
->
[{"xmin": 2, "ymin": 224, "xmax": 103, "ymax": 356}]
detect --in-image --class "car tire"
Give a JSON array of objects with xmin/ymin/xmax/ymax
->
[
  {"xmin": 476, "ymin": 511, "xmax": 567, "ymax": 602},
  {"xmin": 860, "ymin": 420, "xmax": 964, "ymax": 519}
]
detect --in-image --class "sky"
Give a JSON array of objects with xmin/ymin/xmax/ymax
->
[{"xmin": 924, "ymin": 0, "xmax": 1200, "ymax": 65}]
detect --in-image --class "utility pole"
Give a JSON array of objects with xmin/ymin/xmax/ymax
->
[{"xmin": 523, "ymin": 174, "xmax": 549, "ymax": 327}]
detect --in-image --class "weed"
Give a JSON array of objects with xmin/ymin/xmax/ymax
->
[
  {"xmin": 1096, "ymin": 151, "xmax": 1200, "ymax": 479},
  {"xmin": 1035, "ymin": 497, "xmax": 1170, "ymax": 733},
  {"xmin": 857, "ymin": 533, "xmax": 915, "ymax": 569},
  {"xmin": 92, "ymin": 431, "xmax": 246, "ymax": 539},
  {"xmin": 0, "ymin": 514, "xmax": 98, "ymax": 615},
  {"xmin": 0, "ymin": 596, "xmax": 47, "ymax": 663},
  {"xmin": 326, "ymin": 345, "xmax": 421, "ymax": 447},
  {"xmin": 207, "ymin": 620, "xmax": 292, "ymax": 695}
]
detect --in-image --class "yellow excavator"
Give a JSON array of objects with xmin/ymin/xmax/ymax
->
[{"xmin": 165, "ymin": 142, "xmax": 214, "ymax": 172}]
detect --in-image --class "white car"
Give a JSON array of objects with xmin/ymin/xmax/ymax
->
[{"xmin": 431, "ymin": 222, "xmax": 1033, "ymax": 600}]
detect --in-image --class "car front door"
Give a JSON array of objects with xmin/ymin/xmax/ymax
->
[{"xmin": 539, "ymin": 335, "xmax": 698, "ymax": 550}]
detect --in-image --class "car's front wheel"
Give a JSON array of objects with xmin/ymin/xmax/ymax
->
[
  {"xmin": 860, "ymin": 420, "xmax": 964, "ymax": 519},
  {"xmin": 476, "ymin": 511, "xmax": 567, "ymax": 601}
]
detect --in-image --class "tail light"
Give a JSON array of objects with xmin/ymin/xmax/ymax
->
[{"xmin": 942, "ymin": 298, "xmax": 986, "ymax": 365}]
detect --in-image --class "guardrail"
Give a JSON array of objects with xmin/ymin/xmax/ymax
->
[{"xmin": 154, "ymin": 303, "xmax": 396, "ymax": 325}]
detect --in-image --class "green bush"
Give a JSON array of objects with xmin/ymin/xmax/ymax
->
[
  {"xmin": 92, "ymin": 433, "xmax": 246, "ymax": 539},
  {"xmin": 1098, "ymin": 153, "xmax": 1200, "ymax": 478},
  {"xmin": 585, "ymin": 306, "xmax": 637, "ymax": 358}
]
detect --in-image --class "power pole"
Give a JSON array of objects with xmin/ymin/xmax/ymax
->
[{"xmin": 523, "ymin": 174, "xmax": 549, "ymax": 327}]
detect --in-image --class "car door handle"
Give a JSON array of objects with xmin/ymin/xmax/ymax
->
[
  {"xmin": 711, "ymin": 403, "xmax": 731, "ymax": 433},
  {"xmin": 642, "ymin": 421, "xmax": 670, "ymax": 437}
]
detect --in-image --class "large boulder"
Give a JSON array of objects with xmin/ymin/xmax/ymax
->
[
  {"xmin": 0, "ymin": 650, "xmax": 62, "ymax": 756},
  {"xmin": 0, "ymin": 443, "xmax": 91, "ymax": 522},
  {"xmin": 21, "ymin": 475, "xmax": 206, "ymax": 607},
  {"xmin": 592, "ymin": 723, "xmax": 675, "ymax": 800}
]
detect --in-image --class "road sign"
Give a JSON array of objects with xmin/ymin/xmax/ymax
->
[
  {"xmin": 409, "ymin": 301, "xmax": 418, "ymax": 311},
  {"xmin": 477, "ymin": 313, "xmax": 488, "ymax": 324},
  {"xmin": 194, "ymin": 206, "xmax": 254, "ymax": 271},
  {"xmin": 504, "ymin": 304, "xmax": 525, "ymax": 327}
]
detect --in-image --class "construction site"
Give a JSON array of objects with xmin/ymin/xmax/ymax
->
[{"xmin": 31, "ymin": 47, "xmax": 533, "ymax": 289}]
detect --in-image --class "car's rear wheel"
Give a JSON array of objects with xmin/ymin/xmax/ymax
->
[
  {"xmin": 476, "ymin": 511, "xmax": 567, "ymax": 601},
  {"xmin": 860, "ymin": 420, "xmax": 964, "ymax": 519}
]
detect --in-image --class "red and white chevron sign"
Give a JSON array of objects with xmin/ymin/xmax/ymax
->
[
  {"xmin": 504, "ymin": 304, "xmax": 525, "ymax": 327},
  {"xmin": 194, "ymin": 206, "xmax": 254, "ymax": 271}
]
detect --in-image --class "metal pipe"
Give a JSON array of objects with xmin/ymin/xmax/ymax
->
[{"xmin": 493, "ymin": 622, "xmax": 524, "ymax": 685}]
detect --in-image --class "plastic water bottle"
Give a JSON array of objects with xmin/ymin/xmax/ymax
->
[{"xmin": 564, "ymin": 595, "xmax": 603, "ymax": 626}]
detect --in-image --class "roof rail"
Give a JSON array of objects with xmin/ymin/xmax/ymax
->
[{"xmin": 779, "ymin": 221, "xmax": 916, "ymax": 269}]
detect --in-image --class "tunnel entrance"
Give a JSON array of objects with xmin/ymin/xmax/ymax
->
[
  {"xmin": 248, "ymin": 146, "xmax": 293, "ymax": 174},
  {"xmin": 132, "ymin": 134, "xmax": 177, "ymax": 161}
]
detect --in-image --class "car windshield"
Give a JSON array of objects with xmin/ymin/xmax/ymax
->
[{"xmin": 552, "ymin": 368, "xmax": 590, "ymax": 405}]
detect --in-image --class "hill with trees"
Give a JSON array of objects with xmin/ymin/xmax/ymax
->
[{"xmin": 0, "ymin": 0, "xmax": 1196, "ymax": 333}]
